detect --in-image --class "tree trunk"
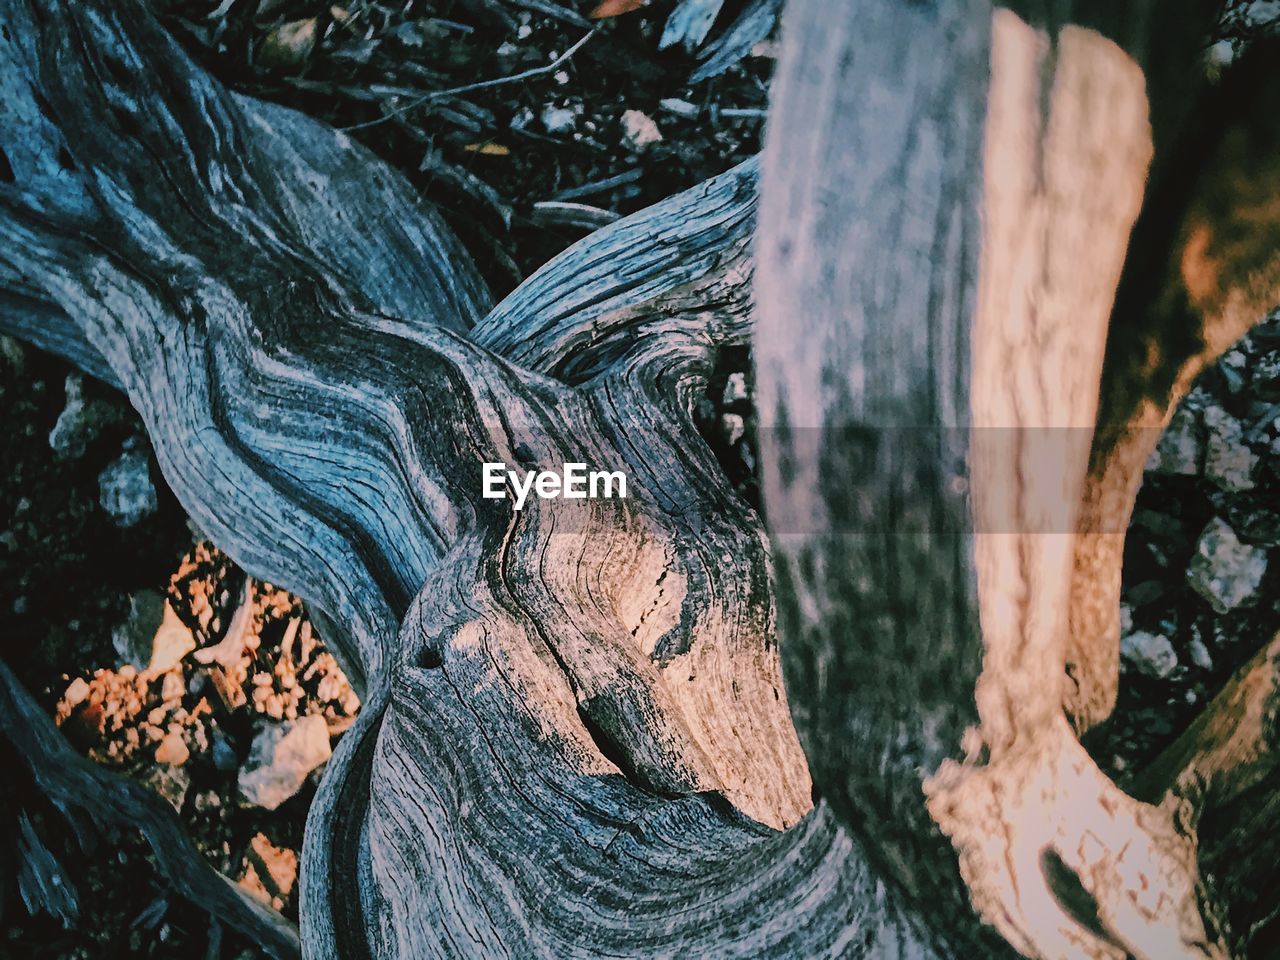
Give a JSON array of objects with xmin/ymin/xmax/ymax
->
[{"xmin": 2, "ymin": 0, "xmax": 1279, "ymax": 957}]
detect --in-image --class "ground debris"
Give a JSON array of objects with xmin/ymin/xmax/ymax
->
[{"xmin": 49, "ymin": 540, "xmax": 360, "ymax": 920}]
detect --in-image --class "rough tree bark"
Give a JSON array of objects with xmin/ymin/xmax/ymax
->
[{"xmin": 2, "ymin": 0, "xmax": 1279, "ymax": 958}]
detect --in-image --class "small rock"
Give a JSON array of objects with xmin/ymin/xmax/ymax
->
[
  {"xmin": 143, "ymin": 764, "xmax": 189, "ymax": 812},
  {"xmin": 98, "ymin": 448, "xmax": 159, "ymax": 527},
  {"xmin": 540, "ymin": 103, "xmax": 577, "ymax": 134},
  {"xmin": 722, "ymin": 372, "xmax": 748, "ymax": 406},
  {"xmin": 620, "ymin": 109, "xmax": 662, "ymax": 152},
  {"xmin": 1188, "ymin": 639, "xmax": 1213, "ymax": 671},
  {"xmin": 64, "ymin": 677, "xmax": 90, "ymax": 708},
  {"xmin": 1253, "ymin": 351, "xmax": 1280, "ymax": 401},
  {"xmin": 48, "ymin": 374, "xmax": 114, "ymax": 460},
  {"xmin": 258, "ymin": 18, "xmax": 318, "ymax": 70},
  {"xmin": 238, "ymin": 716, "xmax": 331, "ymax": 810},
  {"xmin": 155, "ymin": 732, "xmax": 189, "ymax": 767},
  {"xmin": 150, "ymin": 603, "xmax": 196, "ymax": 677},
  {"xmin": 113, "ymin": 591, "xmax": 166, "ymax": 669},
  {"xmin": 1203, "ymin": 404, "xmax": 1257, "ymax": 492},
  {"xmin": 658, "ymin": 97, "xmax": 698, "ymax": 119},
  {"xmin": 1147, "ymin": 403, "xmax": 1200, "ymax": 476},
  {"xmin": 1120, "ymin": 631, "xmax": 1178, "ymax": 679},
  {"xmin": 160, "ymin": 668, "xmax": 186, "ymax": 702},
  {"xmin": 211, "ymin": 731, "xmax": 238, "ymax": 772},
  {"xmin": 1218, "ymin": 348, "xmax": 1248, "ymax": 394},
  {"xmin": 1187, "ymin": 517, "xmax": 1268, "ymax": 614},
  {"xmin": 721, "ymin": 413, "xmax": 745, "ymax": 447},
  {"xmin": 1220, "ymin": 495, "xmax": 1280, "ymax": 547},
  {"xmin": 238, "ymin": 833, "xmax": 298, "ymax": 911},
  {"xmin": 510, "ymin": 106, "xmax": 535, "ymax": 132},
  {"xmin": 0, "ymin": 334, "xmax": 25, "ymax": 373}
]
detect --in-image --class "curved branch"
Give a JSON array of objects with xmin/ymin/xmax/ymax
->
[
  {"xmin": 1067, "ymin": 33, "xmax": 1280, "ymax": 734},
  {"xmin": 0, "ymin": 2, "xmax": 888, "ymax": 957},
  {"xmin": 755, "ymin": 0, "xmax": 999, "ymax": 950},
  {"xmin": 472, "ymin": 158, "xmax": 756, "ymax": 393}
]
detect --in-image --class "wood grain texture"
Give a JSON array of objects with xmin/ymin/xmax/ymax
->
[
  {"xmin": 755, "ymin": 1, "xmax": 1006, "ymax": 952},
  {"xmin": 1067, "ymin": 34, "xmax": 1280, "ymax": 733},
  {"xmin": 0, "ymin": 1, "xmax": 917, "ymax": 956},
  {"xmin": 1137, "ymin": 630, "xmax": 1280, "ymax": 955}
]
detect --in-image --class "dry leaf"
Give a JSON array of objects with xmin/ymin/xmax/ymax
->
[
  {"xmin": 258, "ymin": 18, "xmax": 318, "ymax": 70},
  {"xmin": 589, "ymin": 0, "xmax": 647, "ymax": 20},
  {"xmin": 464, "ymin": 142, "xmax": 511, "ymax": 156}
]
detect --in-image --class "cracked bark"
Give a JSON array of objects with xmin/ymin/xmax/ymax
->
[{"xmin": 2, "ymin": 0, "xmax": 1280, "ymax": 957}]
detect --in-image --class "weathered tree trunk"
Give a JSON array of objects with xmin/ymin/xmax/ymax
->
[{"xmin": 2, "ymin": 0, "xmax": 1279, "ymax": 957}]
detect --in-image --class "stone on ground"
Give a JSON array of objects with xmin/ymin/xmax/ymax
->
[
  {"xmin": 1187, "ymin": 517, "xmax": 1268, "ymax": 614},
  {"xmin": 237, "ymin": 715, "xmax": 331, "ymax": 810}
]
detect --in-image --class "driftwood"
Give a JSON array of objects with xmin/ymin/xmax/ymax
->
[{"xmin": 2, "ymin": 0, "xmax": 1280, "ymax": 957}]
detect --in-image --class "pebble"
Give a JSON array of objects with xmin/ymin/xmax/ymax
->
[
  {"xmin": 98, "ymin": 448, "xmax": 159, "ymax": 527},
  {"xmin": 161, "ymin": 669, "xmax": 186, "ymax": 702},
  {"xmin": 720, "ymin": 413, "xmax": 745, "ymax": 447},
  {"xmin": 64, "ymin": 677, "xmax": 90, "ymax": 708},
  {"xmin": 1147, "ymin": 402, "xmax": 1200, "ymax": 476},
  {"xmin": 1203, "ymin": 404, "xmax": 1258, "ymax": 492},
  {"xmin": 1187, "ymin": 517, "xmax": 1268, "ymax": 614},
  {"xmin": 112, "ymin": 591, "xmax": 166, "ymax": 670},
  {"xmin": 722, "ymin": 372, "xmax": 748, "ymax": 406},
  {"xmin": 620, "ymin": 109, "xmax": 663, "ymax": 151},
  {"xmin": 151, "ymin": 603, "xmax": 197, "ymax": 677},
  {"xmin": 144, "ymin": 765, "xmax": 189, "ymax": 812},
  {"xmin": 658, "ymin": 97, "xmax": 698, "ymax": 119},
  {"xmin": 48, "ymin": 374, "xmax": 109, "ymax": 460},
  {"xmin": 237, "ymin": 716, "xmax": 332, "ymax": 810},
  {"xmin": 541, "ymin": 102, "xmax": 579, "ymax": 134},
  {"xmin": 211, "ymin": 732, "xmax": 238, "ymax": 772},
  {"xmin": 155, "ymin": 732, "xmax": 189, "ymax": 767},
  {"xmin": 1120, "ymin": 631, "xmax": 1178, "ymax": 679}
]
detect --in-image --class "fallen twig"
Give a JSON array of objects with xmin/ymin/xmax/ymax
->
[
  {"xmin": 531, "ymin": 200, "xmax": 621, "ymax": 230},
  {"xmin": 550, "ymin": 168, "xmax": 644, "ymax": 202},
  {"xmin": 341, "ymin": 30, "xmax": 596, "ymax": 132}
]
